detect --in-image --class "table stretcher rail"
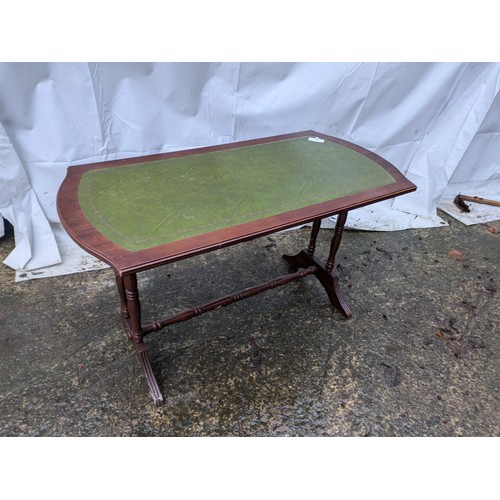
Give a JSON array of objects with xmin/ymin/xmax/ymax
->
[{"xmin": 141, "ymin": 264, "xmax": 319, "ymax": 335}]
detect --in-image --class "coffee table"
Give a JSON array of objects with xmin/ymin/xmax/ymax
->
[{"xmin": 57, "ymin": 130, "xmax": 416, "ymax": 406}]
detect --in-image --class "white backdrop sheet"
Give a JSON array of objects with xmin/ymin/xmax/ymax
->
[{"xmin": 1, "ymin": 62, "xmax": 499, "ymax": 279}]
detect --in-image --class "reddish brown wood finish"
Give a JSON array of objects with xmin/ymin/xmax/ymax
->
[
  {"xmin": 56, "ymin": 130, "xmax": 416, "ymax": 277},
  {"xmin": 56, "ymin": 130, "xmax": 416, "ymax": 406},
  {"xmin": 141, "ymin": 264, "xmax": 318, "ymax": 335},
  {"xmin": 284, "ymin": 211, "xmax": 352, "ymax": 318}
]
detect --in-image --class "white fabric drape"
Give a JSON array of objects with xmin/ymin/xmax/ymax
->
[{"xmin": 1, "ymin": 62, "xmax": 499, "ymax": 276}]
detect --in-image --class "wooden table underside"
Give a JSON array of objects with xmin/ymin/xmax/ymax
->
[
  {"xmin": 57, "ymin": 131, "xmax": 416, "ymax": 406},
  {"xmin": 116, "ymin": 213, "xmax": 350, "ymax": 406}
]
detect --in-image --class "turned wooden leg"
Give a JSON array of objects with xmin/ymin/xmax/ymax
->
[
  {"xmin": 326, "ymin": 211, "xmax": 347, "ymax": 273},
  {"xmin": 283, "ymin": 211, "xmax": 352, "ymax": 319},
  {"xmin": 119, "ymin": 273, "xmax": 164, "ymax": 407},
  {"xmin": 307, "ymin": 219, "xmax": 322, "ymax": 256},
  {"xmin": 115, "ymin": 273, "xmax": 130, "ymax": 322}
]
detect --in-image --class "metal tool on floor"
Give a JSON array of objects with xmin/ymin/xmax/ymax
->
[{"xmin": 453, "ymin": 193, "xmax": 500, "ymax": 213}]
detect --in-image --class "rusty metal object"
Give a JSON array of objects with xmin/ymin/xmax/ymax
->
[{"xmin": 453, "ymin": 193, "xmax": 500, "ymax": 213}]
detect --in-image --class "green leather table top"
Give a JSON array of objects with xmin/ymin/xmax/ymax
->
[{"xmin": 78, "ymin": 136, "xmax": 396, "ymax": 252}]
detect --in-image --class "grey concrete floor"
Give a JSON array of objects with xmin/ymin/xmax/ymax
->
[{"xmin": 0, "ymin": 212, "xmax": 499, "ymax": 436}]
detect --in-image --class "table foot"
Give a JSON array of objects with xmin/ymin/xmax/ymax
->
[
  {"xmin": 135, "ymin": 342, "xmax": 164, "ymax": 407},
  {"xmin": 283, "ymin": 250, "xmax": 352, "ymax": 319},
  {"xmin": 116, "ymin": 306, "xmax": 164, "ymax": 406}
]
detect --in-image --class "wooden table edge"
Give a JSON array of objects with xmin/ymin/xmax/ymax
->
[{"xmin": 56, "ymin": 130, "xmax": 416, "ymax": 276}]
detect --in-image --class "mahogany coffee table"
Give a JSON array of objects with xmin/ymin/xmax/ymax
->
[{"xmin": 57, "ymin": 130, "xmax": 416, "ymax": 406}]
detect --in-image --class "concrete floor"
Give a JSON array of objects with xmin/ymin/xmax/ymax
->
[{"xmin": 0, "ymin": 212, "xmax": 499, "ymax": 436}]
